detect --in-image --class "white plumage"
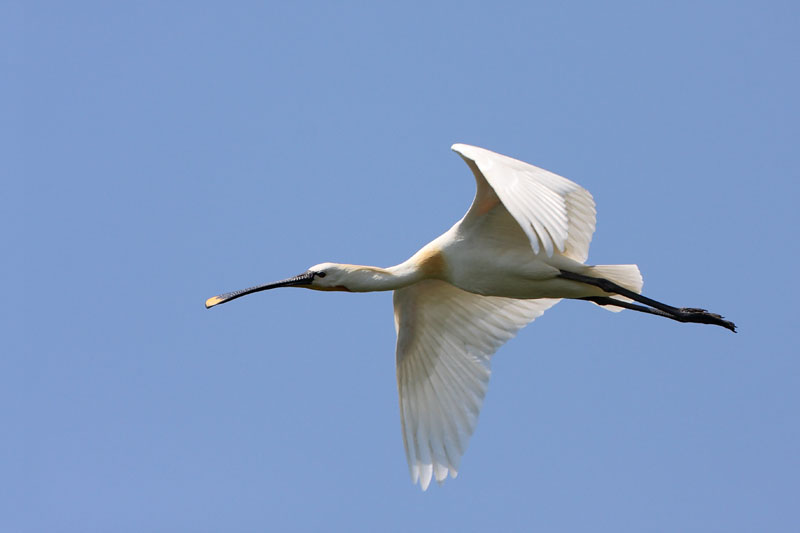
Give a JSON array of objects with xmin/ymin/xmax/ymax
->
[
  {"xmin": 395, "ymin": 280, "xmax": 559, "ymax": 489},
  {"xmin": 206, "ymin": 143, "xmax": 736, "ymax": 491}
]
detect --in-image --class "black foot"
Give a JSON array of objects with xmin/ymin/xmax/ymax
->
[
  {"xmin": 675, "ymin": 308, "xmax": 737, "ymax": 333},
  {"xmin": 564, "ymin": 268, "xmax": 738, "ymax": 334}
]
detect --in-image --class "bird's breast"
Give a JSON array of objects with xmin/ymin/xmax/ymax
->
[{"xmin": 410, "ymin": 244, "xmax": 449, "ymax": 279}]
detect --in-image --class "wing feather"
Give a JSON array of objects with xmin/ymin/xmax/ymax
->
[
  {"xmin": 394, "ymin": 280, "xmax": 560, "ymax": 490},
  {"xmin": 453, "ymin": 143, "xmax": 597, "ymax": 263}
]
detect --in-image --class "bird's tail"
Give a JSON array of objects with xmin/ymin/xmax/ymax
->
[{"xmin": 583, "ymin": 264, "xmax": 643, "ymax": 313}]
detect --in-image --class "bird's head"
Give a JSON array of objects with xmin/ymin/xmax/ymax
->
[
  {"xmin": 303, "ymin": 262, "xmax": 362, "ymax": 291},
  {"xmin": 205, "ymin": 262, "xmax": 390, "ymax": 309}
]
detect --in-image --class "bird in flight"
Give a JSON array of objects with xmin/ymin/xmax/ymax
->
[{"xmin": 206, "ymin": 144, "xmax": 735, "ymax": 490}]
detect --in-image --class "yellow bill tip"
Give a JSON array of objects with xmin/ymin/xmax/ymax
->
[{"xmin": 205, "ymin": 296, "xmax": 224, "ymax": 309}]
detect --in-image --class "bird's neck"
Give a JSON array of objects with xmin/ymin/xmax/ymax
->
[
  {"xmin": 341, "ymin": 246, "xmax": 446, "ymax": 292},
  {"xmin": 386, "ymin": 260, "xmax": 427, "ymax": 288},
  {"xmin": 342, "ymin": 262, "xmax": 424, "ymax": 292}
]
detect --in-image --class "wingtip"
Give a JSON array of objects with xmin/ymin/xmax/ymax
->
[
  {"xmin": 418, "ymin": 463, "xmax": 434, "ymax": 491},
  {"xmin": 419, "ymin": 475, "xmax": 432, "ymax": 491},
  {"xmin": 411, "ymin": 460, "xmax": 458, "ymax": 490},
  {"xmin": 450, "ymin": 142, "xmax": 473, "ymax": 155}
]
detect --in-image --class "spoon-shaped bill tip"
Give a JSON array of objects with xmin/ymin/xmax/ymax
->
[{"xmin": 205, "ymin": 295, "xmax": 225, "ymax": 309}]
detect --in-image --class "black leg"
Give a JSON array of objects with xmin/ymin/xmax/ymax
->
[{"xmin": 560, "ymin": 271, "xmax": 737, "ymax": 333}]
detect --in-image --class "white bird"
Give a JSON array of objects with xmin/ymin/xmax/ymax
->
[{"xmin": 206, "ymin": 144, "xmax": 735, "ymax": 490}]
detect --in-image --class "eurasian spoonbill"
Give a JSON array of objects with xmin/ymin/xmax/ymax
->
[{"xmin": 206, "ymin": 143, "xmax": 736, "ymax": 490}]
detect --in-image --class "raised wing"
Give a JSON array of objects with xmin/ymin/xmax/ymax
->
[
  {"xmin": 394, "ymin": 280, "xmax": 560, "ymax": 490},
  {"xmin": 453, "ymin": 143, "xmax": 596, "ymax": 263}
]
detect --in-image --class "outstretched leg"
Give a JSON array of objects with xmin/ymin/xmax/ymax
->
[{"xmin": 558, "ymin": 270, "xmax": 736, "ymax": 332}]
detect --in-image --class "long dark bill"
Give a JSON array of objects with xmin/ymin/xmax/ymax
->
[{"xmin": 205, "ymin": 271, "xmax": 316, "ymax": 309}]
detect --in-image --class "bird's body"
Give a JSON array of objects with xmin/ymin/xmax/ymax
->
[
  {"xmin": 415, "ymin": 214, "xmax": 599, "ymax": 300},
  {"xmin": 206, "ymin": 143, "xmax": 735, "ymax": 490}
]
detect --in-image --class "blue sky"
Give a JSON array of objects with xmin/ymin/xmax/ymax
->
[{"xmin": 7, "ymin": 1, "xmax": 799, "ymax": 531}]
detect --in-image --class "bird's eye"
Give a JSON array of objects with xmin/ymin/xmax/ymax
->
[{"xmin": 316, "ymin": 271, "xmax": 326, "ymax": 278}]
